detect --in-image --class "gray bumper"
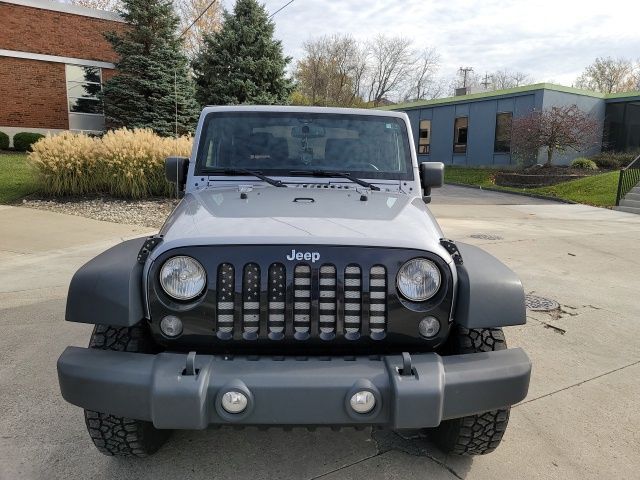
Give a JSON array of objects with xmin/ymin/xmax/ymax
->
[{"xmin": 57, "ymin": 347, "xmax": 531, "ymax": 430}]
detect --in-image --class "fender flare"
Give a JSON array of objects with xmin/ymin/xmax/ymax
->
[
  {"xmin": 453, "ymin": 242, "xmax": 526, "ymax": 328},
  {"xmin": 65, "ymin": 237, "xmax": 147, "ymax": 327}
]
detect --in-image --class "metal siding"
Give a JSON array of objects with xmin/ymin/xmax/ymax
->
[
  {"xmin": 497, "ymin": 98, "xmax": 514, "ymax": 113},
  {"xmin": 401, "ymin": 91, "xmax": 552, "ymax": 166},
  {"xmin": 405, "ymin": 109, "xmax": 422, "ymax": 156},
  {"xmin": 454, "ymin": 103, "xmax": 470, "ymax": 116},
  {"xmin": 430, "ymin": 105, "xmax": 455, "ymax": 164},
  {"xmin": 467, "ymin": 100, "xmax": 497, "ymax": 166}
]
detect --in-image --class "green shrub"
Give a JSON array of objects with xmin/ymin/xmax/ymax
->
[
  {"xmin": 29, "ymin": 129, "xmax": 192, "ymax": 198},
  {"xmin": 0, "ymin": 131, "xmax": 9, "ymax": 150},
  {"xmin": 571, "ymin": 158, "xmax": 598, "ymax": 170},
  {"xmin": 590, "ymin": 150, "xmax": 640, "ymax": 169},
  {"xmin": 13, "ymin": 132, "xmax": 45, "ymax": 152}
]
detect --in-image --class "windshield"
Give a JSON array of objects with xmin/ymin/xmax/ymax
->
[{"xmin": 195, "ymin": 112, "xmax": 413, "ymax": 180}]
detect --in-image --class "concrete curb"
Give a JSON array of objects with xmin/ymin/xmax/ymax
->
[{"xmin": 445, "ymin": 182, "xmax": 578, "ymax": 204}]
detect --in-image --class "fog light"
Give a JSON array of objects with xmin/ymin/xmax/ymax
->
[
  {"xmin": 349, "ymin": 390, "xmax": 376, "ymax": 414},
  {"xmin": 221, "ymin": 391, "xmax": 248, "ymax": 414},
  {"xmin": 419, "ymin": 317, "xmax": 440, "ymax": 338},
  {"xmin": 160, "ymin": 315, "xmax": 183, "ymax": 337}
]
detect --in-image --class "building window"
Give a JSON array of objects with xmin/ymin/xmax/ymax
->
[
  {"xmin": 494, "ymin": 112, "xmax": 513, "ymax": 153},
  {"xmin": 66, "ymin": 65, "xmax": 103, "ymax": 115},
  {"xmin": 418, "ymin": 119, "xmax": 431, "ymax": 154},
  {"xmin": 453, "ymin": 117, "xmax": 468, "ymax": 154}
]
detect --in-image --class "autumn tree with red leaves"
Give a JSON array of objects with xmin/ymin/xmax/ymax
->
[{"xmin": 511, "ymin": 105, "xmax": 601, "ymax": 166}]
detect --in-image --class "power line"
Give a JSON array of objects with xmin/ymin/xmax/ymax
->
[
  {"xmin": 268, "ymin": 0, "xmax": 295, "ymax": 19},
  {"xmin": 180, "ymin": 0, "xmax": 219, "ymax": 38}
]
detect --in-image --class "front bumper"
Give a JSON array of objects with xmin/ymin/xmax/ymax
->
[{"xmin": 57, "ymin": 347, "xmax": 531, "ymax": 430}]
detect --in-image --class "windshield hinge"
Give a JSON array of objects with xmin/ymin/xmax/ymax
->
[
  {"xmin": 440, "ymin": 238, "xmax": 463, "ymax": 265},
  {"xmin": 137, "ymin": 235, "xmax": 163, "ymax": 264}
]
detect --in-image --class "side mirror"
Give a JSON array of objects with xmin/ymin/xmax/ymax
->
[
  {"xmin": 165, "ymin": 156, "xmax": 189, "ymax": 193},
  {"xmin": 419, "ymin": 162, "xmax": 444, "ymax": 204}
]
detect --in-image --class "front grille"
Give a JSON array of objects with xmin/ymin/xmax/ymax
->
[{"xmin": 213, "ymin": 262, "xmax": 387, "ymax": 340}]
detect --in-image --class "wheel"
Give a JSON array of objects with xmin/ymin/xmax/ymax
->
[
  {"xmin": 83, "ymin": 324, "xmax": 170, "ymax": 457},
  {"xmin": 429, "ymin": 326, "xmax": 511, "ymax": 456}
]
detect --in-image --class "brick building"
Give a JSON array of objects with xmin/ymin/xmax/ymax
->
[{"xmin": 0, "ymin": 0, "xmax": 125, "ymax": 146}]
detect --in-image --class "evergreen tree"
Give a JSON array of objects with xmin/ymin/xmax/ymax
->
[
  {"xmin": 193, "ymin": 0, "xmax": 294, "ymax": 105},
  {"xmin": 102, "ymin": 0, "xmax": 200, "ymax": 136}
]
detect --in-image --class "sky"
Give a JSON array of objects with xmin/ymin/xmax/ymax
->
[{"xmin": 222, "ymin": 0, "xmax": 640, "ymax": 87}]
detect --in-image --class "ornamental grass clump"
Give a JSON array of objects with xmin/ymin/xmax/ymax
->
[
  {"xmin": 29, "ymin": 132, "xmax": 101, "ymax": 196},
  {"xmin": 100, "ymin": 129, "xmax": 192, "ymax": 198},
  {"xmin": 28, "ymin": 129, "xmax": 192, "ymax": 198}
]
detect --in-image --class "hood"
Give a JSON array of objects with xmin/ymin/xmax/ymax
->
[{"xmin": 153, "ymin": 186, "xmax": 450, "ymax": 260}]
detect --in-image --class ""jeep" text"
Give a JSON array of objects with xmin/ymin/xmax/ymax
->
[{"xmin": 286, "ymin": 249, "xmax": 320, "ymax": 263}]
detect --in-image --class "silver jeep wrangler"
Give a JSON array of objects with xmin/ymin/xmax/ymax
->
[{"xmin": 57, "ymin": 106, "xmax": 531, "ymax": 457}]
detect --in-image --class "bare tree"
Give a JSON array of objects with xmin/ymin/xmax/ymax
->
[
  {"xmin": 489, "ymin": 69, "xmax": 532, "ymax": 90},
  {"xmin": 294, "ymin": 34, "xmax": 367, "ymax": 107},
  {"xmin": 403, "ymin": 47, "xmax": 440, "ymax": 101},
  {"xmin": 365, "ymin": 35, "xmax": 416, "ymax": 106},
  {"xmin": 511, "ymin": 105, "xmax": 601, "ymax": 165},
  {"xmin": 575, "ymin": 57, "xmax": 638, "ymax": 93},
  {"xmin": 71, "ymin": 0, "xmax": 222, "ymax": 57},
  {"xmin": 71, "ymin": 0, "xmax": 121, "ymax": 10},
  {"xmin": 176, "ymin": 0, "xmax": 223, "ymax": 58}
]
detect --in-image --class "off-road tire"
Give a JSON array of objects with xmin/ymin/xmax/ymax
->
[
  {"xmin": 429, "ymin": 326, "xmax": 511, "ymax": 456},
  {"xmin": 84, "ymin": 324, "xmax": 170, "ymax": 457}
]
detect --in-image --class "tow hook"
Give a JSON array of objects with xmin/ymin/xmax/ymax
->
[
  {"xmin": 184, "ymin": 351, "xmax": 198, "ymax": 376},
  {"xmin": 399, "ymin": 352, "xmax": 416, "ymax": 377}
]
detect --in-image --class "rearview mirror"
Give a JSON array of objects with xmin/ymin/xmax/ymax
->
[
  {"xmin": 419, "ymin": 162, "xmax": 444, "ymax": 204},
  {"xmin": 291, "ymin": 125, "xmax": 325, "ymax": 138},
  {"xmin": 165, "ymin": 156, "xmax": 189, "ymax": 194}
]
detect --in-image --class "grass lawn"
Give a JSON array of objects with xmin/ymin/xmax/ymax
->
[
  {"xmin": 0, "ymin": 152, "xmax": 39, "ymax": 204},
  {"xmin": 444, "ymin": 167, "xmax": 496, "ymax": 188},
  {"xmin": 444, "ymin": 166, "xmax": 619, "ymax": 208}
]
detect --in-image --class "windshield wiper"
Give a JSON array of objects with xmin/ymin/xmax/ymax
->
[
  {"xmin": 206, "ymin": 168, "xmax": 287, "ymax": 187},
  {"xmin": 288, "ymin": 170, "xmax": 380, "ymax": 191}
]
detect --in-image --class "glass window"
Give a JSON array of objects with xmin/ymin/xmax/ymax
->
[
  {"xmin": 196, "ymin": 112, "xmax": 413, "ymax": 180},
  {"xmin": 453, "ymin": 117, "xmax": 468, "ymax": 154},
  {"xmin": 494, "ymin": 112, "xmax": 513, "ymax": 153},
  {"xmin": 418, "ymin": 119, "xmax": 431, "ymax": 154},
  {"xmin": 65, "ymin": 65, "xmax": 103, "ymax": 115}
]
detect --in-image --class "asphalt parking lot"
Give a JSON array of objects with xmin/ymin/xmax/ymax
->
[{"xmin": 1, "ymin": 186, "xmax": 639, "ymax": 480}]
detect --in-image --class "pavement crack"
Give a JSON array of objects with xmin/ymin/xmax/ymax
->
[
  {"xmin": 306, "ymin": 452, "xmax": 383, "ymax": 480},
  {"xmin": 516, "ymin": 360, "xmax": 640, "ymax": 407}
]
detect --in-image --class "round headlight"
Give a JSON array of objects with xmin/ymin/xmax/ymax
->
[
  {"xmin": 160, "ymin": 256, "xmax": 206, "ymax": 300},
  {"xmin": 396, "ymin": 258, "xmax": 441, "ymax": 301}
]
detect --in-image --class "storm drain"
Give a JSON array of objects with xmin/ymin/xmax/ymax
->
[
  {"xmin": 470, "ymin": 234, "xmax": 504, "ymax": 240},
  {"xmin": 525, "ymin": 294, "xmax": 560, "ymax": 311}
]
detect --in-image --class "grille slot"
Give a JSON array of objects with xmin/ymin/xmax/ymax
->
[
  {"xmin": 344, "ymin": 265, "xmax": 362, "ymax": 334},
  {"xmin": 293, "ymin": 265, "xmax": 311, "ymax": 336},
  {"xmin": 319, "ymin": 265, "xmax": 337, "ymax": 336},
  {"xmin": 242, "ymin": 263, "xmax": 260, "ymax": 335},
  {"xmin": 216, "ymin": 263, "xmax": 235, "ymax": 335},
  {"xmin": 369, "ymin": 266, "xmax": 387, "ymax": 335},
  {"xmin": 268, "ymin": 263, "xmax": 286, "ymax": 337}
]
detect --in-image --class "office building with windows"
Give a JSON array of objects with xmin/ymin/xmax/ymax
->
[
  {"xmin": 0, "ymin": 0, "xmax": 125, "ymax": 146},
  {"xmin": 387, "ymin": 84, "xmax": 640, "ymax": 166}
]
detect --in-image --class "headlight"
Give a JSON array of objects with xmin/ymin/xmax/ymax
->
[
  {"xmin": 160, "ymin": 256, "xmax": 206, "ymax": 300},
  {"xmin": 396, "ymin": 258, "xmax": 441, "ymax": 301}
]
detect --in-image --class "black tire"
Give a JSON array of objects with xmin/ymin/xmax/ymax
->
[
  {"xmin": 429, "ymin": 326, "xmax": 511, "ymax": 456},
  {"xmin": 84, "ymin": 324, "xmax": 170, "ymax": 457}
]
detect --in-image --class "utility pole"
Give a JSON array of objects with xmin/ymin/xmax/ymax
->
[
  {"xmin": 481, "ymin": 72, "xmax": 491, "ymax": 90},
  {"xmin": 458, "ymin": 67, "xmax": 474, "ymax": 88}
]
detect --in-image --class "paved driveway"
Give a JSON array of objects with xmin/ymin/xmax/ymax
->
[{"xmin": 1, "ymin": 190, "xmax": 639, "ymax": 480}]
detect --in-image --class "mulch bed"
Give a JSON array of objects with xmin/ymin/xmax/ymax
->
[{"xmin": 495, "ymin": 165, "xmax": 605, "ymax": 187}]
